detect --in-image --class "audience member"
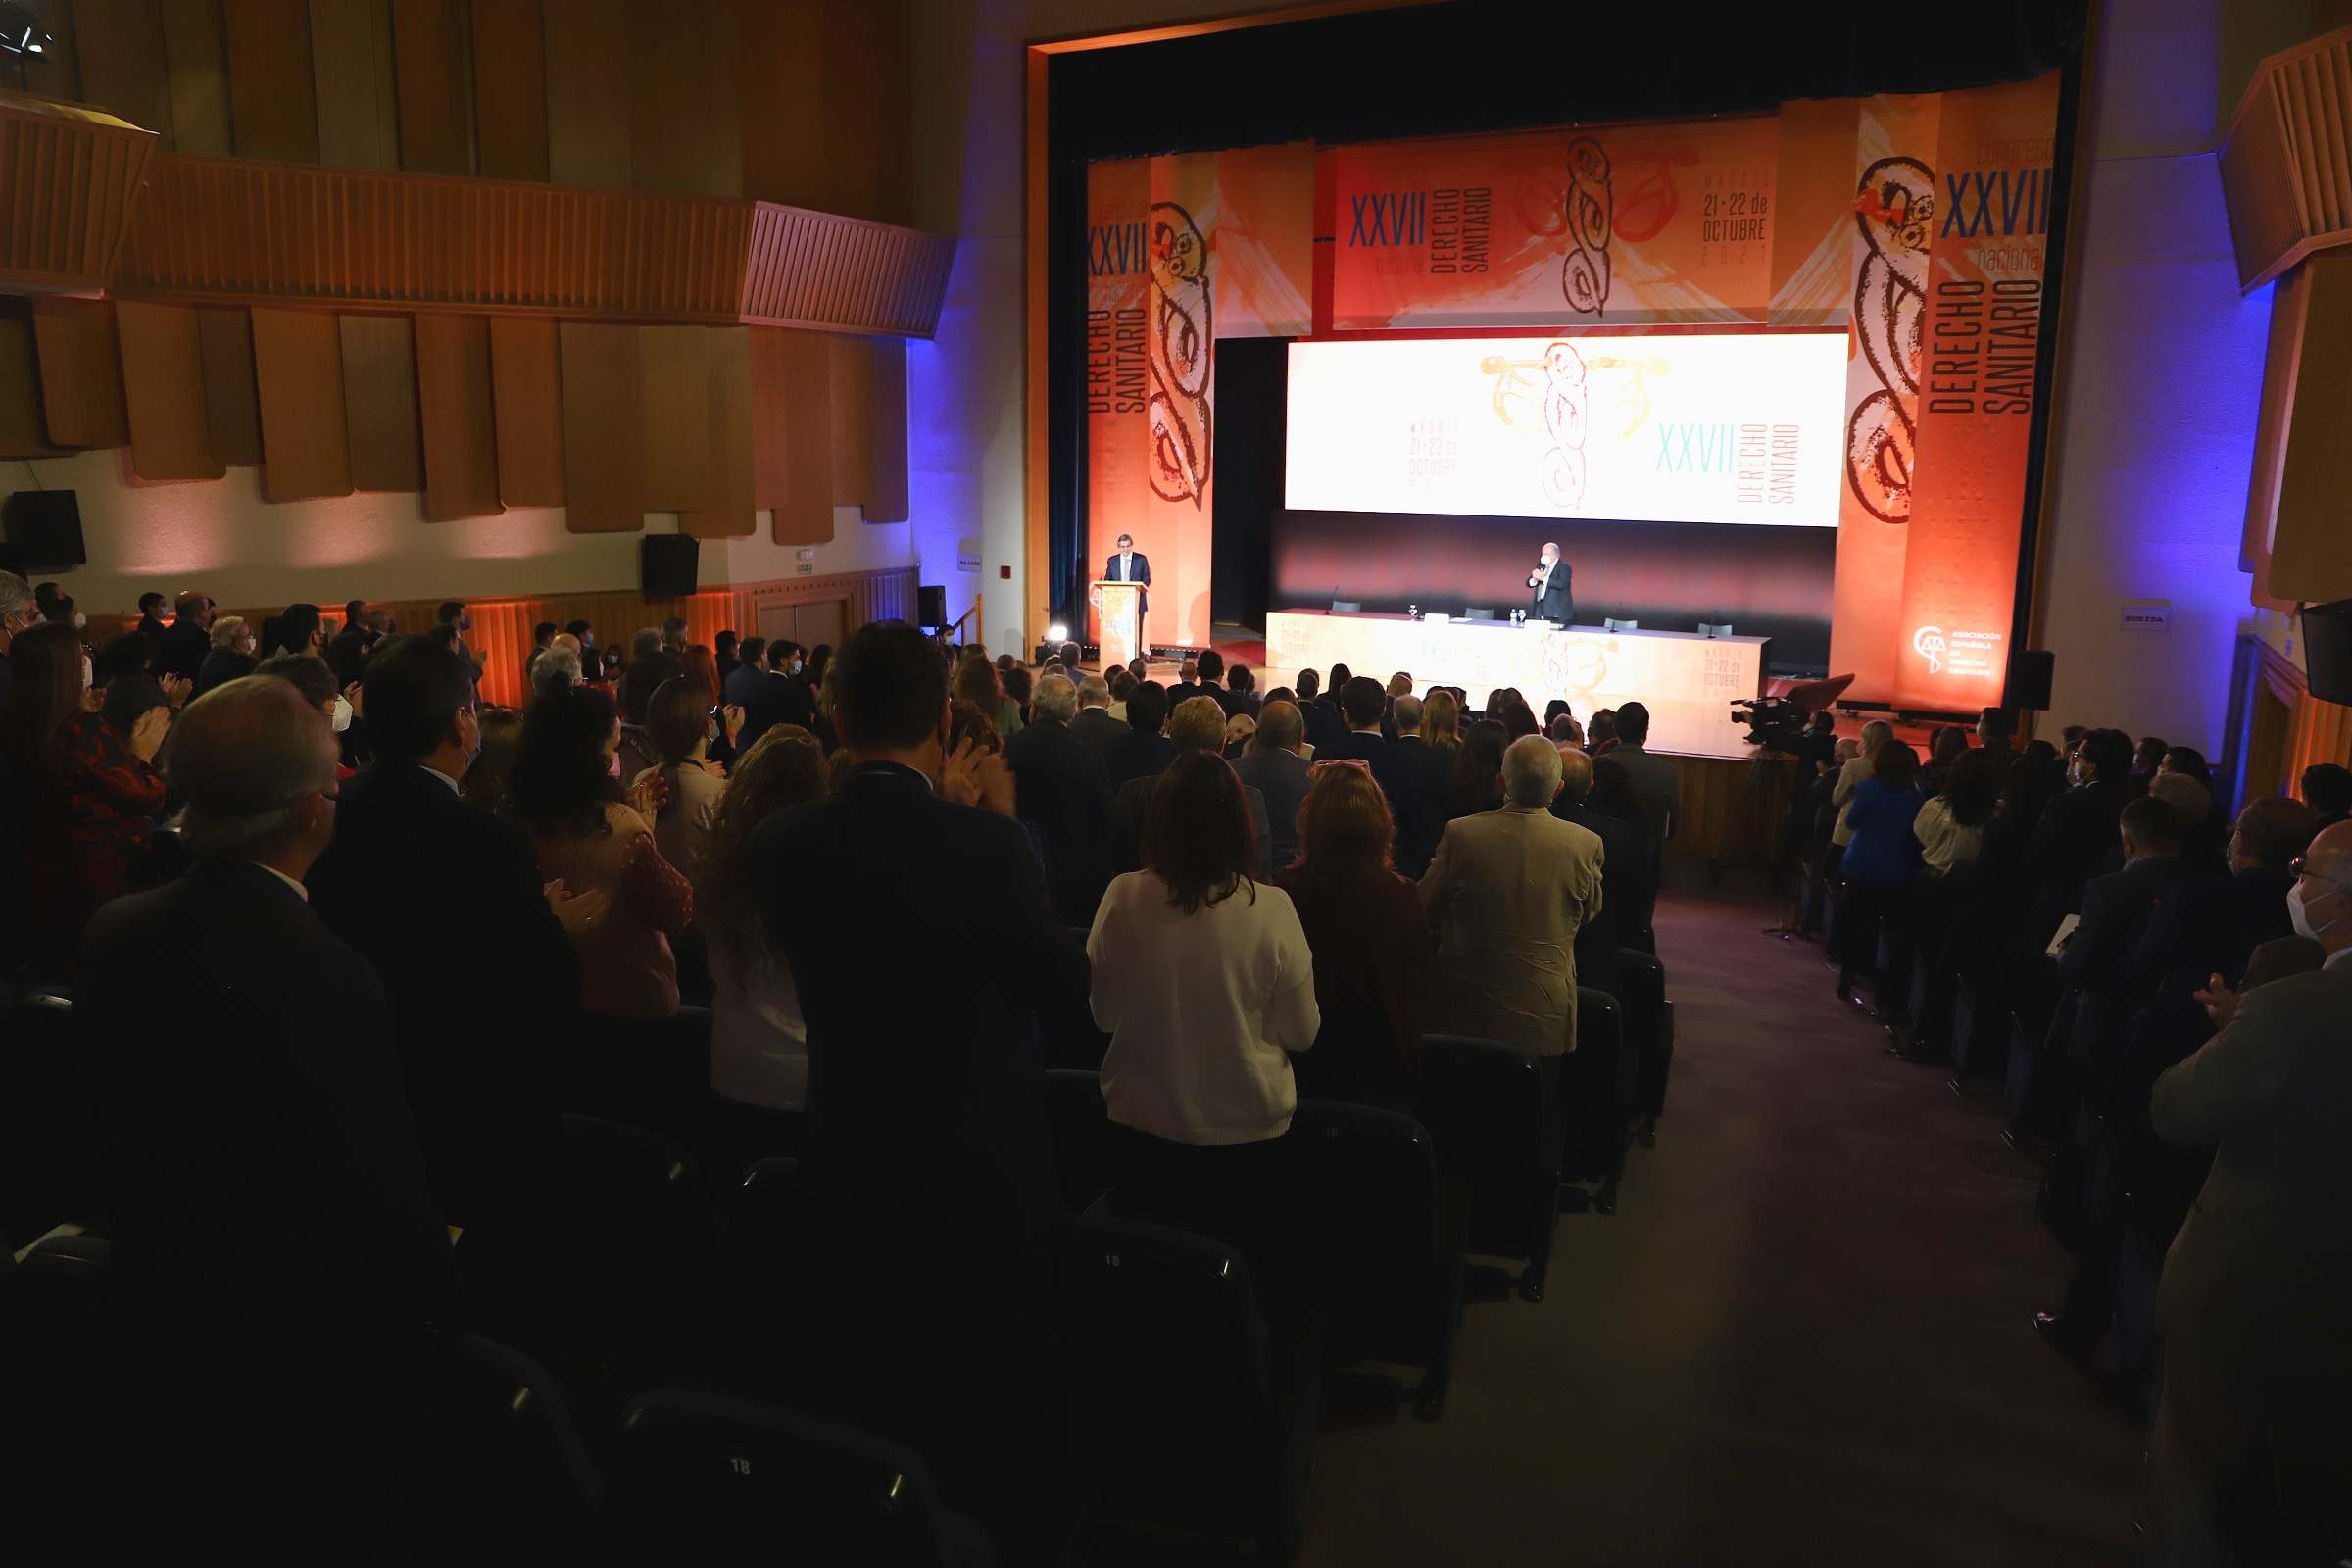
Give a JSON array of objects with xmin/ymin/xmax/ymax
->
[
  {"xmin": 78, "ymin": 674, "xmax": 460, "ymax": 1544},
  {"xmin": 1551, "ymin": 744, "xmax": 1640, "ymax": 995},
  {"xmin": 528, "ymin": 643, "xmax": 582, "ymax": 696},
  {"xmin": 525, "ymin": 621, "xmax": 557, "ymax": 690},
  {"xmin": 508, "ymin": 682, "xmax": 692, "ymax": 1020},
  {"xmin": 195, "ymin": 614, "xmax": 260, "ymax": 696},
  {"xmin": 713, "ymin": 628, "xmax": 740, "ymax": 682},
  {"xmin": 271, "ymin": 602, "xmax": 324, "ymax": 658},
  {"xmin": 2301, "ymin": 760, "xmax": 2352, "ymax": 831},
  {"xmin": 1235, "ymin": 698, "xmax": 1311, "ymax": 871},
  {"xmin": 2132, "ymin": 796, "xmax": 2315, "ymax": 1007},
  {"xmin": 2025, "ymin": 727, "xmax": 2135, "ymax": 940},
  {"xmin": 1169, "ymin": 658, "xmax": 1200, "ymax": 704},
  {"xmin": 1421, "ymin": 735, "xmax": 1604, "ymax": 1061},
  {"xmin": 1285, "ymin": 758, "xmax": 1429, "ymax": 1106},
  {"xmin": 310, "ymin": 635, "xmax": 583, "ymax": 1230},
  {"xmin": 1586, "ymin": 707, "xmax": 1617, "ymax": 751},
  {"xmin": 131, "ymin": 590, "xmax": 170, "ymax": 654},
  {"xmin": 1196, "ymin": 647, "xmax": 1237, "ymax": 713},
  {"xmin": 660, "ymin": 615, "xmax": 689, "ymax": 657},
  {"xmin": 1977, "ymin": 706, "xmax": 2017, "ymax": 754},
  {"xmin": 747, "ymin": 620, "xmax": 1079, "ymax": 1553},
  {"xmin": 2059, "ymin": 798, "xmax": 2193, "ymax": 1037},
  {"xmin": 700, "ymin": 726, "xmax": 826, "ymax": 1118},
  {"xmin": 1114, "ymin": 694, "xmax": 1274, "ymax": 882},
  {"xmin": 156, "ymin": 590, "xmax": 213, "ymax": 682},
  {"xmin": 1070, "ymin": 672, "xmax": 1123, "ymax": 756},
  {"xmin": 1226, "ymin": 662, "xmax": 1259, "ymax": 716},
  {"xmin": 1002, "ymin": 664, "xmax": 1034, "ymax": 729},
  {"xmin": 1004, "ymin": 669, "xmax": 1117, "ymax": 924},
  {"xmin": 639, "ymin": 675, "xmax": 728, "ymax": 906},
  {"xmin": 1103, "ymin": 664, "xmax": 1135, "ymax": 720},
  {"xmin": 954, "ymin": 652, "xmax": 1021, "ymax": 744},
  {"xmin": 1915, "ymin": 745, "xmax": 2002, "ymax": 872},
  {"xmin": 1833, "ymin": 738, "xmax": 1923, "ymax": 1007},
  {"xmin": 1421, "ymin": 687, "xmax": 1462, "ymax": 754},
  {"xmin": 722, "ymin": 635, "xmax": 768, "ymax": 709},
  {"xmin": 1446, "ymin": 719, "xmax": 1508, "ymax": 821},
  {"xmin": 458, "ymin": 707, "xmax": 523, "ymax": 815},
  {"xmin": 1105, "ymin": 679, "xmax": 1173, "ymax": 790},
  {"xmin": 1223, "ymin": 710, "xmax": 1256, "ymax": 757},
  {"xmin": 2150, "ymin": 769, "xmax": 2225, "ymax": 872},
  {"xmin": 1298, "ymin": 665, "xmax": 1346, "ymax": 754},
  {"xmin": 1389, "ymin": 692, "xmax": 1452, "ymax": 876}
]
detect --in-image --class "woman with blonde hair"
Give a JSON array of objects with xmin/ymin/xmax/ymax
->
[{"xmin": 1422, "ymin": 687, "xmax": 1462, "ymax": 756}]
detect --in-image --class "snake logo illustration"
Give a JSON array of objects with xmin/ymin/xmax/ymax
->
[
  {"xmin": 1146, "ymin": 202, "xmax": 1213, "ymax": 509},
  {"xmin": 1561, "ymin": 137, "xmax": 1613, "ymax": 317},
  {"xmin": 1846, "ymin": 157, "xmax": 1934, "ymax": 524},
  {"xmin": 1539, "ymin": 341, "xmax": 1590, "ymax": 511}
]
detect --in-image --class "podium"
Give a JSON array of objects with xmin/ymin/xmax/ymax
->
[{"xmin": 1094, "ymin": 579, "xmax": 1144, "ymax": 670}]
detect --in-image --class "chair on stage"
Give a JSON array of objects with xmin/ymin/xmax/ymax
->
[
  {"xmin": 1602, "ymin": 617, "xmax": 1640, "ymax": 633},
  {"xmin": 1331, "ymin": 599, "xmax": 1361, "ymax": 613},
  {"xmin": 1461, "ymin": 608, "xmax": 1495, "ymax": 621},
  {"xmin": 1697, "ymin": 622, "xmax": 1734, "ymax": 638}
]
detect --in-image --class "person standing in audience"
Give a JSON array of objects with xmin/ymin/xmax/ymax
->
[
  {"xmin": 1235, "ymin": 698, "xmax": 1312, "ymax": 873},
  {"xmin": 638, "ymin": 676, "xmax": 729, "ymax": 907},
  {"xmin": 1103, "ymin": 664, "xmax": 1135, "ymax": 721},
  {"xmin": 2299, "ymin": 760, "xmax": 2351, "ymax": 832},
  {"xmin": 1070, "ymin": 672, "xmax": 1124, "ymax": 757},
  {"xmin": 1608, "ymin": 701, "xmax": 1680, "ymax": 885},
  {"xmin": 1285, "ymin": 759, "xmax": 1428, "ymax": 1107},
  {"xmin": 1446, "ymin": 719, "xmax": 1509, "ymax": 821},
  {"xmin": 2133, "ymin": 797, "xmax": 2314, "ymax": 1004},
  {"xmin": 1833, "ymin": 738, "xmax": 1923, "ymax": 1008},
  {"xmin": 660, "ymin": 615, "xmax": 689, "ymax": 657},
  {"xmin": 79, "ymin": 675, "xmax": 461, "ymax": 1546},
  {"xmin": 1002, "ymin": 663, "xmax": 1035, "ymax": 730},
  {"xmin": 508, "ymin": 682, "xmax": 691, "ymax": 1021},
  {"xmin": 1551, "ymin": 743, "xmax": 1639, "ymax": 996},
  {"xmin": 699, "ymin": 726, "xmax": 826, "ymax": 1129},
  {"xmin": 194, "ymin": 614, "xmax": 259, "ymax": 696},
  {"xmin": 1106, "ymin": 678, "xmax": 1173, "ymax": 789},
  {"xmin": 1321, "ymin": 675, "xmax": 1399, "ymax": 786},
  {"xmin": 528, "ymin": 643, "xmax": 582, "ymax": 697},
  {"xmin": 1004, "ymin": 670, "xmax": 1117, "ymax": 925},
  {"xmin": 2146, "ymin": 820, "xmax": 2352, "ymax": 1561},
  {"xmin": 157, "ymin": 589, "xmax": 213, "ymax": 683},
  {"xmin": 2151, "ymin": 769, "xmax": 2226, "ymax": 873},
  {"xmin": 311, "ymin": 636, "xmax": 587, "ymax": 1232},
  {"xmin": 1976, "ymin": 706, "xmax": 2017, "ymax": 755},
  {"xmin": 1386, "ymin": 691, "xmax": 1449, "ymax": 876},
  {"xmin": 459, "ymin": 708, "xmax": 524, "ymax": 815},
  {"xmin": 131, "ymin": 590, "xmax": 170, "ymax": 655},
  {"xmin": 1830, "ymin": 718, "xmax": 1892, "ymax": 858},
  {"xmin": 271, "ymin": 602, "xmax": 325, "ymax": 658},
  {"xmin": 1914, "ymin": 745, "xmax": 2002, "ymax": 873},
  {"xmin": 750, "ymin": 620, "xmax": 1080, "ymax": 1556},
  {"xmin": 1114, "ymin": 694, "xmax": 1273, "ymax": 881},
  {"xmin": 953, "ymin": 649, "xmax": 1019, "ymax": 743},
  {"xmin": 1421, "ymin": 735, "xmax": 1603, "ymax": 1062},
  {"xmin": 2025, "ymin": 727, "xmax": 2135, "ymax": 941},
  {"xmin": 1421, "ymin": 686, "xmax": 1462, "ymax": 754},
  {"xmin": 1168, "ymin": 657, "xmax": 1200, "ymax": 705},
  {"xmin": 1196, "ymin": 647, "xmax": 1236, "ymax": 713},
  {"xmin": 713, "ymin": 628, "xmax": 740, "ymax": 683},
  {"xmin": 722, "ymin": 635, "xmax": 768, "ymax": 710},
  {"xmin": 1227, "ymin": 662, "xmax": 1260, "ymax": 717},
  {"xmin": 525, "ymin": 620, "xmax": 557, "ymax": 691}
]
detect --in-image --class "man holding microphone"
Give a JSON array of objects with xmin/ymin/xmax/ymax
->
[{"xmin": 1528, "ymin": 541, "xmax": 1573, "ymax": 625}]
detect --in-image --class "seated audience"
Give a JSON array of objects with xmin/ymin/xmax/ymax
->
[
  {"xmin": 507, "ymin": 682, "xmax": 692, "ymax": 1021},
  {"xmin": 195, "ymin": 614, "xmax": 259, "ymax": 695},
  {"xmin": 1004, "ymin": 669, "xmax": 1117, "ymax": 925},
  {"xmin": 701, "ymin": 726, "xmax": 827, "ymax": 1116},
  {"xmin": 1285, "ymin": 758, "xmax": 1428, "ymax": 1106},
  {"xmin": 1114, "ymin": 694, "xmax": 1274, "ymax": 882},
  {"xmin": 310, "ymin": 635, "xmax": 583, "ymax": 1230},
  {"xmin": 1197, "ymin": 647, "xmax": 1237, "ymax": 714},
  {"xmin": 1421, "ymin": 735, "xmax": 1604, "ymax": 1061},
  {"xmin": 747, "ymin": 620, "xmax": 1080, "ymax": 1554},
  {"xmin": 1223, "ymin": 710, "xmax": 1255, "ymax": 758},
  {"xmin": 1235, "ymin": 698, "xmax": 1312, "ymax": 878},
  {"xmin": 77, "ymin": 674, "xmax": 459, "ymax": 1542},
  {"xmin": 1102, "ymin": 664, "xmax": 1135, "ymax": 721},
  {"xmin": 2131, "ymin": 734, "xmax": 2168, "ymax": 793}
]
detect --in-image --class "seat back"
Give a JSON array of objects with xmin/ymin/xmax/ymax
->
[
  {"xmin": 1417, "ymin": 1035, "xmax": 1553, "ymax": 1267},
  {"xmin": 1053, "ymin": 1214, "xmax": 1293, "ymax": 1552},
  {"xmin": 1603, "ymin": 617, "xmax": 1640, "ymax": 632},
  {"xmin": 1330, "ymin": 599, "xmax": 1362, "ymax": 613},
  {"xmin": 1615, "ymin": 950, "xmax": 1674, "ymax": 1119},
  {"xmin": 1042, "ymin": 930, "xmax": 1109, "ymax": 1069},
  {"xmin": 3, "ymin": 992, "xmax": 99, "ymax": 1245},
  {"xmin": 1461, "ymin": 607, "xmax": 1495, "ymax": 621},
  {"xmin": 1563, "ymin": 988, "xmax": 1629, "ymax": 1182},
  {"xmin": 612, "ymin": 1390, "xmax": 970, "ymax": 1566},
  {"xmin": 1042, "ymin": 1069, "xmax": 1113, "ymax": 1212},
  {"xmin": 1288, "ymin": 1101, "xmax": 1458, "ymax": 1382},
  {"xmin": 441, "ymin": 1333, "xmax": 606, "ymax": 1531}
]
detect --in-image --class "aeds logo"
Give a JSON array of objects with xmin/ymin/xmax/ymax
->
[{"xmin": 1911, "ymin": 625, "xmax": 1946, "ymax": 674}]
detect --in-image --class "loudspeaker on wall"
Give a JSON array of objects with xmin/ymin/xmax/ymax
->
[{"xmin": 640, "ymin": 535, "xmax": 700, "ymax": 597}]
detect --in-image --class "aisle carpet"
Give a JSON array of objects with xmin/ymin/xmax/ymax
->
[{"xmin": 1297, "ymin": 886, "xmax": 2143, "ymax": 1566}]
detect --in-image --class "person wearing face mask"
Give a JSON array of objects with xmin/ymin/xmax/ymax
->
[
  {"xmin": 195, "ymin": 615, "xmax": 261, "ymax": 696},
  {"xmin": 1525, "ymin": 539, "xmax": 1573, "ymax": 624},
  {"xmin": 254, "ymin": 653, "xmax": 362, "ymax": 779},
  {"xmin": 309, "ymin": 636, "xmax": 589, "ymax": 1235},
  {"xmin": 744, "ymin": 620, "xmax": 1080, "ymax": 1560},
  {"xmin": 739, "ymin": 637, "xmax": 812, "ymax": 750},
  {"xmin": 2143, "ymin": 819, "xmax": 2352, "ymax": 1560}
]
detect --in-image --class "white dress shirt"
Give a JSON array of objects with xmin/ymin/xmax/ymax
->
[
  {"xmin": 1088, "ymin": 870, "xmax": 1319, "ymax": 1145},
  {"xmin": 709, "ymin": 936, "xmax": 808, "ymax": 1111},
  {"xmin": 1116, "ymin": 550, "xmax": 1136, "ymax": 582}
]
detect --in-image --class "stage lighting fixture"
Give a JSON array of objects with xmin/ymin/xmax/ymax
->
[
  {"xmin": 1047, "ymin": 622, "xmax": 1069, "ymax": 644},
  {"xmin": 0, "ymin": 4, "xmax": 51, "ymax": 59}
]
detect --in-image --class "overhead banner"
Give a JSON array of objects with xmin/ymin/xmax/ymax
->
[
  {"xmin": 1330, "ymin": 116, "xmax": 1782, "ymax": 329},
  {"xmin": 1892, "ymin": 72, "xmax": 2061, "ymax": 710},
  {"xmin": 1284, "ymin": 331, "xmax": 1848, "ymax": 525}
]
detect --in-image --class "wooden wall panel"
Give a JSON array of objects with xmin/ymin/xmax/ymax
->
[
  {"xmin": 30, "ymin": 299, "xmax": 129, "ymax": 448},
  {"xmin": 628, "ymin": 3, "xmax": 738, "ymax": 198},
  {"xmin": 639, "ymin": 325, "xmax": 713, "ymax": 511},
  {"xmin": 309, "ymin": 0, "xmax": 397, "ymax": 170},
  {"xmin": 753, "ymin": 327, "xmax": 833, "ymax": 545},
  {"xmin": 488, "ymin": 317, "xmax": 563, "ymax": 506},
  {"xmin": 469, "ymin": 0, "xmax": 547, "ymax": 181},
  {"xmin": 392, "ymin": 0, "xmax": 475, "ymax": 175},
  {"xmin": 0, "ymin": 309, "xmax": 72, "ymax": 459},
  {"xmin": 75, "ymin": 0, "xmax": 176, "ymax": 140},
  {"xmin": 827, "ymin": 333, "xmax": 874, "ymax": 511},
  {"xmin": 249, "ymin": 307, "xmax": 351, "ymax": 499},
  {"xmin": 558, "ymin": 322, "xmax": 644, "ymax": 532},
  {"xmin": 116, "ymin": 301, "xmax": 221, "ymax": 478},
  {"xmin": 161, "ymin": 0, "xmax": 233, "ymax": 156},
  {"xmin": 682, "ymin": 327, "xmax": 756, "ymax": 539},
  {"xmin": 338, "ymin": 314, "xmax": 423, "ymax": 492},
  {"xmin": 223, "ymin": 0, "xmax": 318, "ymax": 163},
  {"xmin": 864, "ymin": 335, "xmax": 909, "ymax": 523},
  {"xmin": 542, "ymin": 0, "xmax": 630, "ymax": 190},
  {"xmin": 195, "ymin": 306, "xmax": 261, "ymax": 464},
  {"xmin": 0, "ymin": 98, "xmax": 158, "ymax": 296},
  {"xmin": 414, "ymin": 314, "xmax": 501, "ymax": 521},
  {"xmin": 2269, "ymin": 248, "xmax": 2352, "ymax": 603}
]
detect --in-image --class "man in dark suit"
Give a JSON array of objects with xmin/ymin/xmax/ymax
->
[
  {"xmin": 310, "ymin": 636, "xmax": 585, "ymax": 1232},
  {"xmin": 1549, "ymin": 743, "xmax": 1637, "ymax": 998},
  {"xmin": 1196, "ymin": 648, "xmax": 1240, "ymax": 715},
  {"xmin": 1322, "ymin": 675, "xmax": 1418, "ymax": 840},
  {"xmin": 1106, "ymin": 679, "xmax": 1174, "ymax": 790},
  {"xmin": 1527, "ymin": 541, "xmax": 1573, "ymax": 624},
  {"xmin": 2026, "ymin": 727, "xmax": 2135, "ymax": 939},
  {"xmin": 1233, "ymin": 699, "xmax": 1312, "ymax": 872},
  {"xmin": 2062, "ymin": 798, "xmax": 2197, "ymax": 999},
  {"xmin": 1113, "ymin": 694, "xmax": 1273, "ymax": 882},
  {"xmin": 80, "ymin": 675, "xmax": 462, "ymax": 1542},
  {"xmin": 749, "ymin": 620, "xmax": 1082, "ymax": 1556},
  {"xmin": 1069, "ymin": 672, "xmax": 1125, "ymax": 758},
  {"xmin": 1004, "ymin": 670, "xmax": 1117, "ymax": 924},
  {"xmin": 1297, "ymin": 665, "xmax": 1348, "ymax": 756},
  {"xmin": 740, "ymin": 638, "xmax": 813, "ymax": 749},
  {"xmin": 2132, "ymin": 796, "xmax": 2314, "ymax": 1003},
  {"xmin": 1104, "ymin": 530, "xmax": 1149, "ymax": 616},
  {"xmin": 156, "ymin": 589, "xmax": 214, "ymax": 683},
  {"xmin": 1390, "ymin": 693, "xmax": 1454, "ymax": 876},
  {"xmin": 713, "ymin": 628, "xmax": 740, "ymax": 684},
  {"xmin": 721, "ymin": 635, "xmax": 768, "ymax": 709},
  {"xmin": 2302, "ymin": 761, "xmax": 2352, "ymax": 833}
]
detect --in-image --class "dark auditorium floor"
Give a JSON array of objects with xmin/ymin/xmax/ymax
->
[{"xmin": 1298, "ymin": 885, "xmax": 2144, "ymax": 1567}]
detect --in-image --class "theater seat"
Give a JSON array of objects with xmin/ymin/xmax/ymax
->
[
  {"xmin": 1042, "ymin": 1069, "xmax": 1115, "ymax": 1213},
  {"xmin": 1289, "ymin": 1099, "xmax": 1461, "ymax": 1420},
  {"xmin": 1053, "ymin": 1214, "xmax": 1314, "ymax": 1560},
  {"xmin": 1416, "ymin": 1034, "xmax": 1555, "ymax": 1302},
  {"xmin": 611, "ymin": 1389, "xmax": 996, "ymax": 1566},
  {"xmin": 1043, "ymin": 930, "xmax": 1110, "ymax": 1069},
  {"xmin": 1563, "ymin": 989, "xmax": 1630, "ymax": 1210},
  {"xmin": 439, "ymin": 1333, "xmax": 606, "ymax": 1536},
  {"xmin": 1615, "ymin": 950, "xmax": 1673, "ymax": 1145},
  {"xmin": 2, "ymin": 991, "xmax": 100, "ymax": 1247},
  {"xmin": 1330, "ymin": 599, "xmax": 1362, "ymax": 612},
  {"xmin": 0, "ymin": 1233, "xmax": 117, "ymax": 1511}
]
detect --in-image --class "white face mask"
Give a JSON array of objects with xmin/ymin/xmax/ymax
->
[
  {"xmin": 80, "ymin": 656, "xmax": 93, "ymax": 690},
  {"xmin": 2288, "ymin": 878, "xmax": 2343, "ymax": 944},
  {"xmin": 72, "ymin": 611, "xmax": 86, "ymax": 630},
  {"xmin": 329, "ymin": 694, "xmax": 353, "ymax": 733}
]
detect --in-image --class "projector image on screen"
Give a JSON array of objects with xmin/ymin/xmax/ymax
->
[{"xmin": 1284, "ymin": 331, "xmax": 1848, "ymax": 527}]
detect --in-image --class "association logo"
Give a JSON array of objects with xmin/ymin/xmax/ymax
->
[{"xmin": 1911, "ymin": 624, "xmax": 1946, "ymax": 674}]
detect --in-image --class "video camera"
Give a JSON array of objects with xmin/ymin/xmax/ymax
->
[{"xmin": 1731, "ymin": 694, "xmax": 1811, "ymax": 754}]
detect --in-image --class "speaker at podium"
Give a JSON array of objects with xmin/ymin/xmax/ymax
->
[{"xmin": 1093, "ymin": 580, "xmax": 1145, "ymax": 670}]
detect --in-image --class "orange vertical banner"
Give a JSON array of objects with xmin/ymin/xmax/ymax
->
[
  {"xmin": 1086, "ymin": 158, "xmax": 1151, "ymax": 645},
  {"xmin": 1893, "ymin": 73, "xmax": 2061, "ymax": 710},
  {"xmin": 1825, "ymin": 92, "xmax": 1941, "ymax": 701},
  {"xmin": 1144, "ymin": 151, "xmax": 1218, "ymax": 649}
]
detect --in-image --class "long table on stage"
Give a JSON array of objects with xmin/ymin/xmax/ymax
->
[{"xmin": 1264, "ymin": 611, "xmax": 1770, "ymax": 760}]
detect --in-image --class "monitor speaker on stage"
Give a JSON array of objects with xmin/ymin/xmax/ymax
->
[
  {"xmin": 917, "ymin": 585, "xmax": 946, "ymax": 628},
  {"xmin": 640, "ymin": 535, "xmax": 699, "ymax": 597},
  {"xmin": 2301, "ymin": 601, "xmax": 2352, "ymax": 704},
  {"xmin": 4, "ymin": 490, "xmax": 84, "ymax": 569},
  {"xmin": 2006, "ymin": 648, "xmax": 2055, "ymax": 711}
]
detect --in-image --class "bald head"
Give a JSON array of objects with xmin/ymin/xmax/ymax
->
[
  {"xmin": 2308, "ymin": 820, "xmax": 2352, "ymax": 885},
  {"xmin": 1556, "ymin": 742, "xmax": 1594, "ymax": 804},
  {"xmin": 170, "ymin": 675, "xmax": 340, "ymax": 870},
  {"xmin": 2297, "ymin": 820, "xmax": 2352, "ymax": 953}
]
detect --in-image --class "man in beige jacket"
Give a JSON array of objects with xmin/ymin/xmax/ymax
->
[{"xmin": 1419, "ymin": 734, "xmax": 1605, "ymax": 1058}]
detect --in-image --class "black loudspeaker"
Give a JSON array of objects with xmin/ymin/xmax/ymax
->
[
  {"xmin": 917, "ymin": 585, "xmax": 946, "ymax": 627},
  {"xmin": 4, "ymin": 490, "xmax": 84, "ymax": 569},
  {"xmin": 2302, "ymin": 601, "xmax": 2352, "ymax": 705},
  {"xmin": 640, "ymin": 535, "xmax": 699, "ymax": 597},
  {"xmin": 2005, "ymin": 648, "xmax": 2055, "ymax": 711}
]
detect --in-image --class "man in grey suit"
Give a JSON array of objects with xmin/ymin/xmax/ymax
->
[
  {"xmin": 1420, "ymin": 735, "xmax": 1605, "ymax": 1060},
  {"xmin": 1068, "ymin": 673, "xmax": 1125, "ymax": 758},
  {"xmin": 2147, "ymin": 819, "xmax": 2352, "ymax": 1559},
  {"xmin": 1605, "ymin": 700, "xmax": 1680, "ymax": 894},
  {"xmin": 1233, "ymin": 699, "xmax": 1311, "ymax": 873}
]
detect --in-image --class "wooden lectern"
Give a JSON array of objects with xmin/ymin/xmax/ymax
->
[{"xmin": 1094, "ymin": 579, "xmax": 1144, "ymax": 670}]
